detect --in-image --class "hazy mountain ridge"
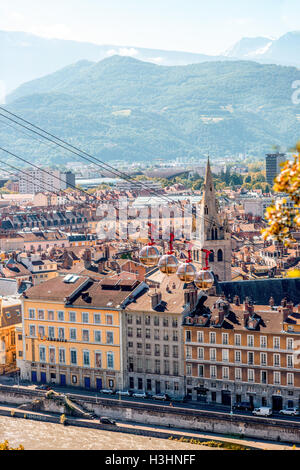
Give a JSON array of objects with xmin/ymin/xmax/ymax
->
[{"xmin": 2, "ymin": 56, "xmax": 300, "ymax": 164}]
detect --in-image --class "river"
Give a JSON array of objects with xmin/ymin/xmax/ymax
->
[{"xmin": 0, "ymin": 416, "xmax": 210, "ymax": 450}]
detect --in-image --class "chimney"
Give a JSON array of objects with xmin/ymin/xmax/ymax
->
[
  {"xmin": 269, "ymin": 296, "xmax": 275, "ymax": 308},
  {"xmin": 151, "ymin": 292, "xmax": 162, "ymax": 309}
]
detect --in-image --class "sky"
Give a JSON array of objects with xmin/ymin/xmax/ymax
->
[{"xmin": 0, "ymin": 0, "xmax": 300, "ymax": 54}]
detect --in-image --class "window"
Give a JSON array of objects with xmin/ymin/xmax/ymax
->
[
  {"xmin": 273, "ymin": 354, "xmax": 280, "ymax": 367},
  {"xmin": 186, "ymin": 364, "xmax": 192, "ymax": 376},
  {"xmin": 145, "ymin": 316, "xmax": 151, "ymax": 325},
  {"xmin": 172, "ymin": 319, "xmax": 178, "ymax": 328},
  {"xmin": 222, "ymin": 333, "xmax": 229, "ymax": 345},
  {"xmin": 163, "ymin": 345, "xmax": 169, "ymax": 357},
  {"xmin": 49, "ymin": 347, "xmax": 55, "ymax": 364},
  {"xmin": 197, "ymin": 331, "xmax": 204, "ymax": 343},
  {"xmin": 164, "ymin": 360, "xmax": 170, "ymax": 375},
  {"xmin": 137, "ymin": 328, "xmax": 142, "ymax": 338},
  {"xmin": 274, "ymin": 371, "xmax": 281, "ymax": 385},
  {"xmin": 127, "ymin": 315, "xmax": 133, "ymax": 325},
  {"xmin": 38, "ymin": 326, "xmax": 45, "ymax": 337},
  {"xmin": 38, "ymin": 309, "xmax": 45, "ymax": 320},
  {"xmin": 248, "ymin": 351, "xmax": 254, "ymax": 365},
  {"xmin": 82, "ymin": 313, "xmax": 89, "ymax": 324},
  {"xmin": 59, "ymin": 348, "xmax": 66, "ymax": 364},
  {"xmin": 145, "ymin": 344, "xmax": 151, "ymax": 355},
  {"xmin": 155, "ymin": 344, "xmax": 160, "ymax": 356},
  {"xmin": 287, "ymin": 373, "xmax": 294, "ymax": 386},
  {"xmin": 93, "ymin": 352, "xmax": 102, "ymax": 370},
  {"xmin": 235, "ymin": 368, "xmax": 242, "ymax": 381},
  {"xmin": 261, "ymin": 371, "xmax": 267, "ymax": 384},
  {"xmin": 186, "ymin": 330, "xmax": 191, "ymax": 343},
  {"xmin": 138, "ymin": 378, "xmax": 143, "ymax": 390},
  {"xmin": 198, "ymin": 365, "xmax": 204, "ymax": 377},
  {"xmin": 222, "ymin": 349, "xmax": 229, "ymax": 362},
  {"xmin": 173, "ymin": 331, "xmax": 178, "ymax": 342},
  {"xmin": 107, "ymin": 352, "xmax": 114, "ymax": 369},
  {"xmin": 70, "ymin": 328, "xmax": 77, "ymax": 341},
  {"xmin": 29, "ymin": 308, "xmax": 35, "ymax": 319},
  {"xmin": 210, "ymin": 332, "xmax": 216, "ymax": 344},
  {"xmin": 173, "ymin": 361, "xmax": 179, "ymax": 376},
  {"xmin": 48, "ymin": 326, "xmax": 55, "ymax": 338},
  {"xmin": 210, "ymin": 365, "xmax": 217, "ymax": 378},
  {"xmin": 154, "ymin": 316, "xmax": 159, "ymax": 326},
  {"xmin": 106, "ymin": 315, "xmax": 113, "ymax": 325},
  {"xmin": 235, "ymin": 350, "xmax": 241, "ymax": 363},
  {"xmin": 83, "ymin": 351, "xmax": 90, "ymax": 367},
  {"xmin": 287, "ymin": 355, "xmax": 294, "ymax": 368},
  {"xmin": 210, "ymin": 348, "xmax": 216, "ymax": 361},
  {"xmin": 234, "ymin": 334, "xmax": 241, "ymax": 346},
  {"xmin": 39, "ymin": 346, "xmax": 46, "ymax": 363},
  {"xmin": 217, "ymin": 249, "xmax": 223, "ymax": 262},
  {"xmin": 222, "ymin": 367, "xmax": 229, "ymax": 379},
  {"xmin": 94, "ymin": 331, "xmax": 101, "ymax": 343},
  {"xmin": 186, "ymin": 346, "xmax": 192, "ymax": 359},
  {"xmin": 248, "ymin": 369, "xmax": 254, "ymax": 383},
  {"xmin": 58, "ymin": 311, "xmax": 64, "ymax": 322},
  {"xmin": 163, "ymin": 317, "xmax": 169, "ymax": 327},
  {"xmin": 198, "ymin": 347, "xmax": 204, "ymax": 360},
  {"xmin": 260, "ymin": 336, "xmax": 267, "ymax": 348},
  {"xmin": 58, "ymin": 328, "xmax": 65, "ymax": 340},
  {"xmin": 48, "ymin": 310, "xmax": 54, "ymax": 321},
  {"xmin": 29, "ymin": 325, "xmax": 36, "ymax": 337},
  {"xmin": 154, "ymin": 330, "xmax": 160, "ymax": 340},
  {"xmin": 128, "ymin": 327, "xmax": 133, "ymax": 338},
  {"xmin": 82, "ymin": 330, "xmax": 90, "ymax": 342},
  {"xmin": 287, "ymin": 338, "xmax": 294, "ymax": 351},
  {"xmin": 173, "ymin": 345, "xmax": 178, "ymax": 358},
  {"xmin": 106, "ymin": 332, "xmax": 114, "ymax": 345},
  {"xmin": 136, "ymin": 316, "xmax": 141, "ymax": 325},
  {"xmin": 273, "ymin": 337, "xmax": 280, "ymax": 350},
  {"xmin": 69, "ymin": 312, "xmax": 76, "ymax": 322},
  {"xmin": 155, "ymin": 360, "xmax": 161, "ymax": 374},
  {"xmin": 260, "ymin": 353, "xmax": 267, "ymax": 366},
  {"xmin": 146, "ymin": 329, "xmax": 151, "ymax": 339},
  {"xmin": 247, "ymin": 335, "xmax": 254, "ymax": 347}
]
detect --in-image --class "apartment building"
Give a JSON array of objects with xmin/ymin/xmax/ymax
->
[
  {"xmin": 183, "ymin": 295, "xmax": 300, "ymax": 410},
  {"xmin": 0, "ymin": 296, "xmax": 22, "ymax": 374},
  {"xmin": 123, "ymin": 272, "xmax": 189, "ymax": 398},
  {"xmin": 18, "ymin": 169, "xmax": 75, "ymax": 194},
  {"xmin": 19, "ymin": 275, "xmax": 143, "ymax": 390}
]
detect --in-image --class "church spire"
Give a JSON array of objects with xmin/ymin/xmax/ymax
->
[{"xmin": 201, "ymin": 157, "xmax": 218, "ymax": 221}]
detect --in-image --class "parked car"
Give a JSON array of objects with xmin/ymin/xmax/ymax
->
[
  {"xmin": 279, "ymin": 408, "xmax": 299, "ymax": 416},
  {"xmin": 100, "ymin": 417, "xmax": 116, "ymax": 425},
  {"xmin": 101, "ymin": 389, "xmax": 115, "ymax": 395},
  {"xmin": 232, "ymin": 402, "xmax": 253, "ymax": 412},
  {"xmin": 252, "ymin": 407, "xmax": 272, "ymax": 416},
  {"xmin": 132, "ymin": 391, "xmax": 149, "ymax": 399},
  {"xmin": 152, "ymin": 394, "xmax": 170, "ymax": 401},
  {"xmin": 116, "ymin": 390, "xmax": 132, "ymax": 396},
  {"xmin": 35, "ymin": 384, "xmax": 51, "ymax": 391}
]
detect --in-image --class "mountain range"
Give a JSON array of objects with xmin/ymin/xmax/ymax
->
[
  {"xmin": 1, "ymin": 30, "xmax": 300, "ymax": 95},
  {"xmin": 1, "ymin": 56, "xmax": 300, "ymax": 164}
]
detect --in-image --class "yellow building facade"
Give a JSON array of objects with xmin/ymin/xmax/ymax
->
[{"xmin": 19, "ymin": 275, "xmax": 125, "ymax": 391}]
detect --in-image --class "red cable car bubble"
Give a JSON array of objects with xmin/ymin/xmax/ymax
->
[
  {"xmin": 194, "ymin": 249, "xmax": 215, "ymax": 291},
  {"xmin": 139, "ymin": 223, "xmax": 160, "ymax": 267},
  {"xmin": 158, "ymin": 233, "xmax": 179, "ymax": 276},
  {"xmin": 176, "ymin": 246, "xmax": 197, "ymax": 283}
]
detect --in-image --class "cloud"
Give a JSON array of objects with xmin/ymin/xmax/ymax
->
[
  {"xmin": 106, "ymin": 47, "xmax": 139, "ymax": 58},
  {"xmin": 148, "ymin": 57, "xmax": 164, "ymax": 64}
]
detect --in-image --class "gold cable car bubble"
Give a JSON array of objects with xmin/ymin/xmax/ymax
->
[
  {"xmin": 176, "ymin": 248, "xmax": 197, "ymax": 283},
  {"xmin": 194, "ymin": 249, "xmax": 215, "ymax": 291},
  {"xmin": 158, "ymin": 233, "xmax": 179, "ymax": 276},
  {"xmin": 139, "ymin": 223, "xmax": 160, "ymax": 267}
]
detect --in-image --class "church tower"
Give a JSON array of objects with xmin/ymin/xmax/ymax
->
[{"xmin": 192, "ymin": 158, "xmax": 232, "ymax": 281}]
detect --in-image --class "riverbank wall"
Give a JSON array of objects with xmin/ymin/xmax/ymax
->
[{"xmin": 0, "ymin": 385, "xmax": 300, "ymax": 445}]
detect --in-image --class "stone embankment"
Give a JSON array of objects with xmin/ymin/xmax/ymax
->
[{"xmin": 0, "ymin": 385, "xmax": 300, "ymax": 445}]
